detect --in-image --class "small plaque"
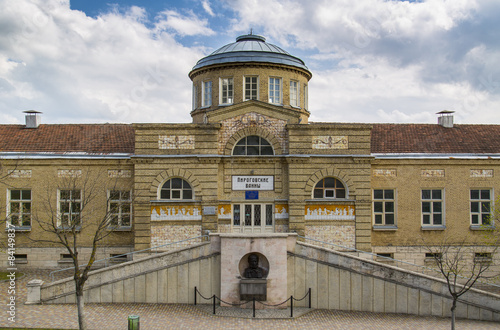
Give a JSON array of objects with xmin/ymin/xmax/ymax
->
[
  {"xmin": 203, "ymin": 206, "xmax": 216, "ymax": 215},
  {"xmin": 245, "ymin": 191, "xmax": 259, "ymax": 200}
]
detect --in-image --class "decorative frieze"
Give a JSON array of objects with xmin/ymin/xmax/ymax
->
[
  {"xmin": 219, "ymin": 112, "xmax": 287, "ymax": 154},
  {"xmin": 312, "ymin": 136, "xmax": 348, "ymax": 149},
  {"xmin": 373, "ymin": 169, "xmax": 396, "ymax": 177},
  {"xmin": 57, "ymin": 169, "xmax": 82, "ymax": 178},
  {"xmin": 158, "ymin": 135, "xmax": 195, "ymax": 149},
  {"xmin": 108, "ymin": 169, "xmax": 132, "ymax": 178},
  {"xmin": 421, "ymin": 169, "xmax": 444, "ymax": 178},
  {"xmin": 305, "ymin": 205, "xmax": 355, "ymax": 220},
  {"xmin": 470, "ymin": 169, "xmax": 493, "ymax": 178},
  {"xmin": 151, "ymin": 205, "xmax": 202, "ymax": 221},
  {"xmin": 218, "ymin": 204, "xmax": 231, "ymax": 219},
  {"xmin": 8, "ymin": 170, "xmax": 32, "ymax": 178},
  {"xmin": 274, "ymin": 204, "xmax": 289, "ymax": 219}
]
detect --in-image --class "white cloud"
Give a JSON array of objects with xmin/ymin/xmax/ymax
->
[
  {"xmin": 0, "ymin": 0, "xmax": 205, "ymax": 124},
  {"xmin": 154, "ymin": 10, "xmax": 215, "ymax": 36},
  {"xmin": 201, "ymin": 0, "xmax": 215, "ymax": 17},
  {"xmin": 224, "ymin": 0, "xmax": 500, "ymax": 124}
]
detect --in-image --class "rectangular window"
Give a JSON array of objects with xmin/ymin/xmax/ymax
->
[
  {"xmin": 220, "ymin": 78, "xmax": 234, "ymax": 104},
  {"xmin": 192, "ymin": 84, "xmax": 198, "ymax": 110},
  {"xmin": 304, "ymin": 84, "xmax": 308, "ymax": 110},
  {"xmin": 470, "ymin": 189, "xmax": 492, "ymax": 226},
  {"xmin": 421, "ymin": 189, "xmax": 444, "ymax": 227},
  {"xmin": 244, "ymin": 76, "xmax": 258, "ymax": 100},
  {"xmin": 373, "ymin": 189, "xmax": 396, "ymax": 226},
  {"xmin": 290, "ymin": 80, "xmax": 299, "ymax": 107},
  {"xmin": 59, "ymin": 190, "xmax": 82, "ymax": 228},
  {"xmin": 109, "ymin": 190, "xmax": 132, "ymax": 228},
  {"xmin": 8, "ymin": 189, "xmax": 31, "ymax": 228},
  {"xmin": 269, "ymin": 77, "xmax": 282, "ymax": 104},
  {"xmin": 202, "ymin": 81, "xmax": 212, "ymax": 107}
]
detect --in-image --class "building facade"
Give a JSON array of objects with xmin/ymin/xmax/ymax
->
[{"xmin": 1, "ymin": 34, "xmax": 499, "ymax": 271}]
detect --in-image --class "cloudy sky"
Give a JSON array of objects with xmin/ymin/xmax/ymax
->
[{"xmin": 1, "ymin": 0, "xmax": 499, "ymax": 125}]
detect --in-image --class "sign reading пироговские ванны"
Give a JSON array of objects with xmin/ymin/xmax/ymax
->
[{"xmin": 232, "ymin": 176, "xmax": 274, "ymax": 191}]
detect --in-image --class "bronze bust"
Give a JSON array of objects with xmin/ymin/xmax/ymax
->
[{"xmin": 243, "ymin": 253, "xmax": 266, "ymax": 278}]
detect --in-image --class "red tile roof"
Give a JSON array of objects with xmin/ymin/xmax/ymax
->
[
  {"xmin": 371, "ymin": 124, "xmax": 500, "ymax": 154},
  {"xmin": 0, "ymin": 124, "xmax": 134, "ymax": 154}
]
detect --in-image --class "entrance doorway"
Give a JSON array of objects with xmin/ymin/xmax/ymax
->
[{"xmin": 232, "ymin": 203, "xmax": 274, "ymax": 233}]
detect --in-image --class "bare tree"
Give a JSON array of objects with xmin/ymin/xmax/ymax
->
[
  {"xmin": 30, "ymin": 167, "xmax": 133, "ymax": 330},
  {"xmin": 423, "ymin": 232, "xmax": 499, "ymax": 330}
]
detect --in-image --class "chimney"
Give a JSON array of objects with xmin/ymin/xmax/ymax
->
[
  {"xmin": 437, "ymin": 110, "xmax": 454, "ymax": 128},
  {"xmin": 24, "ymin": 110, "xmax": 42, "ymax": 128}
]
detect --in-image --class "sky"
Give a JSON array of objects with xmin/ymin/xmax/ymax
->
[{"xmin": 1, "ymin": 0, "xmax": 499, "ymax": 125}]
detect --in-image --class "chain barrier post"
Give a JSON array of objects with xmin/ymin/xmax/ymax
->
[
  {"xmin": 253, "ymin": 298, "xmax": 256, "ymax": 318},
  {"xmin": 290, "ymin": 295, "xmax": 293, "ymax": 317},
  {"xmin": 194, "ymin": 287, "xmax": 197, "ymax": 305},
  {"xmin": 308, "ymin": 288, "xmax": 311, "ymax": 308},
  {"xmin": 213, "ymin": 295, "xmax": 216, "ymax": 314}
]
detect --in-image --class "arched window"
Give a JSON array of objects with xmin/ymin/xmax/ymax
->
[
  {"xmin": 313, "ymin": 178, "xmax": 346, "ymax": 199},
  {"xmin": 232, "ymin": 136, "xmax": 274, "ymax": 156},
  {"xmin": 160, "ymin": 178, "xmax": 193, "ymax": 200}
]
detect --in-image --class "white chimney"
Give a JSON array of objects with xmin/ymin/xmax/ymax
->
[
  {"xmin": 437, "ymin": 110, "xmax": 454, "ymax": 128},
  {"xmin": 24, "ymin": 110, "xmax": 42, "ymax": 128}
]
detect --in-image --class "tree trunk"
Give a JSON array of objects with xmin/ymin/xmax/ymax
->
[
  {"xmin": 451, "ymin": 298, "xmax": 457, "ymax": 330},
  {"xmin": 76, "ymin": 291, "xmax": 87, "ymax": 330}
]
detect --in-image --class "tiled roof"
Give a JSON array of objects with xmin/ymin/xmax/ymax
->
[
  {"xmin": 0, "ymin": 124, "xmax": 134, "ymax": 154},
  {"xmin": 371, "ymin": 124, "xmax": 500, "ymax": 154}
]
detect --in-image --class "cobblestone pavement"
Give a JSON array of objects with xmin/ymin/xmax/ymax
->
[{"xmin": 1, "ymin": 270, "xmax": 499, "ymax": 330}]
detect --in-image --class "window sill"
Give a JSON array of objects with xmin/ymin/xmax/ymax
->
[
  {"xmin": 5, "ymin": 226, "xmax": 31, "ymax": 232},
  {"xmin": 372, "ymin": 225, "xmax": 398, "ymax": 231},
  {"xmin": 290, "ymin": 105, "xmax": 302, "ymax": 109},
  {"xmin": 218, "ymin": 103, "xmax": 233, "ymax": 107},
  {"xmin": 470, "ymin": 225, "xmax": 495, "ymax": 231},
  {"xmin": 421, "ymin": 225, "xmax": 446, "ymax": 231},
  {"xmin": 150, "ymin": 199, "xmax": 200, "ymax": 203},
  {"xmin": 107, "ymin": 227, "xmax": 132, "ymax": 232},
  {"xmin": 56, "ymin": 226, "xmax": 82, "ymax": 232},
  {"xmin": 14, "ymin": 260, "xmax": 28, "ymax": 264}
]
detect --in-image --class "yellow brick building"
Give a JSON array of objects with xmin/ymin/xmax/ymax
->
[{"xmin": 1, "ymin": 34, "xmax": 499, "ymax": 270}]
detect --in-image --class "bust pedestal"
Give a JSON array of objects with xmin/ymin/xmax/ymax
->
[{"xmin": 240, "ymin": 279, "xmax": 267, "ymax": 301}]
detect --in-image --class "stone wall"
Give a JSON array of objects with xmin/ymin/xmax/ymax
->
[
  {"xmin": 288, "ymin": 242, "xmax": 500, "ymax": 321},
  {"xmin": 37, "ymin": 242, "xmax": 220, "ymax": 305}
]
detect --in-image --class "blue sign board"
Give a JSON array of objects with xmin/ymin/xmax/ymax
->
[{"xmin": 245, "ymin": 191, "xmax": 259, "ymax": 200}]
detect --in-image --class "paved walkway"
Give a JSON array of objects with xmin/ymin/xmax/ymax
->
[{"xmin": 1, "ymin": 270, "xmax": 499, "ymax": 329}]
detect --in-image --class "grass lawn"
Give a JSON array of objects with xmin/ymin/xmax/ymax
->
[{"xmin": 0, "ymin": 271, "xmax": 24, "ymax": 281}]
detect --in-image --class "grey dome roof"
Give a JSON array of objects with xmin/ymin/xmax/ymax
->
[{"xmin": 191, "ymin": 34, "xmax": 310, "ymax": 73}]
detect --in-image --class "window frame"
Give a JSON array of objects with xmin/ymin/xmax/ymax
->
[
  {"xmin": 268, "ymin": 77, "xmax": 282, "ymax": 104},
  {"xmin": 232, "ymin": 135, "xmax": 274, "ymax": 156},
  {"xmin": 313, "ymin": 177, "xmax": 347, "ymax": 199},
  {"xmin": 57, "ymin": 189, "xmax": 82, "ymax": 229},
  {"xmin": 192, "ymin": 83, "xmax": 198, "ymax": 110},
  {"xmin": 244, "ymin": 76, "xmax": 259, "ymax": 101},
  {"xmin": 304, "ymin": 84, "xmax": 308, "ymax": 110},
  {"xmin": 421, "ymin": 189, "xmax": 445, "ymax": 229},
  {"xmin": 373, "ymin": 189, "xmax": 397, "ymax": 229},
  {"xmin": 201, "ymin": 80, "xmax": 212, "ymax": 108},
  {"xmin": 219, "ymin": 77, "xmax": 234, "ymax": 105},
  {"xmin": 470, "ymin": 188, "xmax": 493, "ymax": 228},
  {"xmin": 159, "ymin": 178, "xmax": 194, "ymax": 200},
  {"xmin": 108, "ymin": 190, "xmax": 132, "ymax": 229},
  {"xmin": 7, "ymin": 189, "xmax": 32, "ymax": 229},
  {"xmin": 290, "ymin": 80, "xmax": 299, "ymax": 107}
]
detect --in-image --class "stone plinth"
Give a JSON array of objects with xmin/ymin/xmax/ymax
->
[
  {"xmin": 216, "ymin": 233, "xmax": 297, "ymax": 308},
  {"xmin": 240, "ymin": 279, "xmax": 267, "ymax": 301},
  {"xmin": 26, "ymin": 279, "xmax": 44, "ymax": 305}
]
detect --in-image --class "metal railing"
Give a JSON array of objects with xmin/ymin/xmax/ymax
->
[
  {"xmin": 297, "ymin": 235, "xmax": 500, "ymax": 289},
  {"xmin": 194, "ymin": 286, "xmax": 311, "ymax": 318},
  {"xmin": 49, "ymin": 235, "xmax": 209, "ymax": 282}
]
